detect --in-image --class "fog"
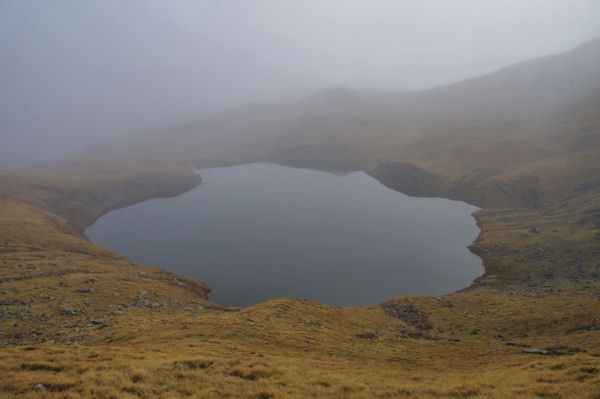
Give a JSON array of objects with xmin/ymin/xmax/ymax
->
[{"xmin": 1, "ymin": 0, "xmax": 599, "ymax": 168}]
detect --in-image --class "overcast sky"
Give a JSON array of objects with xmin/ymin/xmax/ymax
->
[{"xmin": 1, "ymin": 0, "xmax": 600, "ymax": 168}]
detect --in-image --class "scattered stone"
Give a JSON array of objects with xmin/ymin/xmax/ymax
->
[
  {"xmin": 10, "ymin": 324, "xmax": 24, "ymax": 339},
  {"xmin": 522, "ymin": 347, "xmax": 548, "ymax": 355},
  {"xmin": 74, "ymin": 288, "xmax": 92, "ymax": 293},
  {"xmin": 190, "ymin": 315, "xmax": 202, "ymax": 320},
  {"xmin": 381, "ymin": 302, "xmax": 432, "ymax": 330},
  {"xmin": 33, "ymin": 383, "xmax": 47, "ymax": 391},
  {"xmin": 59, "ymin": 307, "xmax": 79, "ymax": 316},
  {"xmin": 529, "ymin": 227, "xmax": 540, "ymax": 234},
  {"xmin": 90, "ymin": 318, "xmax": 105, "ymax": 325},
  {"xmin": 137, "ymin": 298, "xmax": 150, "ymax": 307},
  {"xmin": 471, "ymin": 328, "xmax": 482, "ymax": 335},
  {"xmin": 247, "ymin": 318, "xmax": 259, "ymax": 323},
  {"xmin": 112, "ymin": 292, "xmax": 120, "ymax": 297},
  {"xmin": 356, "ymin": 332, "xmax": 379, "ymax": 339},
  {"xmin": 567, "ymin": 324, "xmax": 600, "ymax": 333},
  {"xmin": 468, "ymin": 244, "xmax": 489, "ymax": 256},
  {"xmin": 110, "ymin": 305, "xmax": 123, "ymax": 314},
  {"xmin": 0, "ymin": 300, "xmax": 13, "ymax": 306},
  {"xmin": 545, "ymin": 344, "xmax": 580, "ymax": 356}
]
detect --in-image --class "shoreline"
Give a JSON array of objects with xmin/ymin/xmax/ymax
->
[{"xmin": 86, "ymin": 161, "xmax": 485, "ymax": 308}]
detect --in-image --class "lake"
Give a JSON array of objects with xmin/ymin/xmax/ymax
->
[{"xmin": 86, "ymin": 163, "xmax": 483, "ymax": 307}]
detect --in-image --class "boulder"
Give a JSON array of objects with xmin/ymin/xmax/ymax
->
[{"xmin": 522, "ymin": 347, "xmax": 548, "ymax": 355}]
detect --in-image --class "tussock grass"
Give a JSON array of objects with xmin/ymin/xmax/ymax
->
[{"xmin": 0, "ymin": 146, "xmax": 599, "ymax": 397}]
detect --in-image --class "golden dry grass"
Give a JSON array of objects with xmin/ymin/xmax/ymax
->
[{"xmin": 0, "ymin": 144, "xmax": 598, "ymax": 398}]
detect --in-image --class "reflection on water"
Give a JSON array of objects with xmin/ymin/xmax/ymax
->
[{"xmin": 86, "ymin": 163, "xmax": 483, "ymax": 306}]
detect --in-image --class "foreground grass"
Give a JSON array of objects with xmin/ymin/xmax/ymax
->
[{"xmin": 1, "ymin": 337, "xmax": 599, "ymax": 398}]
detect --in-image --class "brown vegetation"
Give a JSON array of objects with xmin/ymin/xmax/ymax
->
[{"xmin": 1, "ymin": 40, "xmax": 600, "ymax": 397}]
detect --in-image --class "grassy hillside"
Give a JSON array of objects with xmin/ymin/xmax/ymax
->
[
  {"xmin": 1, "ymin": 164, "xmax": 599, "ymax": 397},
  {"xmin": 1, "ymin": 40, "xmax": 599, "ymax": 398}
]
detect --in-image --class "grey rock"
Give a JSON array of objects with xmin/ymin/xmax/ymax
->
[
  {"xmin": 33, "ymin": 383, "xmax": 47, "ymax": 391},
  {"xmin": 137, "ymin": 299, "xmax": 151, "ymax": 307},
  {"xmin": 59, "ymin": 307, "xmax": 79, "ymax": 316},
  {"xmin": 74, "ymin": 288, "xmax": 92, "ymax": 293},
  {"xmin": 522, "ymin": 347, "xmax": 548, "ymax": 355},
  {"xmin": 356, "ymin": 332, "xmax": 379, "ymax": 339}
]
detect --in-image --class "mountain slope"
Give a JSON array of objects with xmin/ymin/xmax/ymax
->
[
  {"xmin": 84, "ymin": 38, "xmax": 600, "ymax": 160},
  {"xmin": 82, "ymin": 38, "xmax": 600, "ymax": 209}
]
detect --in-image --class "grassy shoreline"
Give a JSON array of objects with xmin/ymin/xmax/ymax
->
[{"xmin": 0, "ymin": 156, "xmax": 598, "ymax": 398}]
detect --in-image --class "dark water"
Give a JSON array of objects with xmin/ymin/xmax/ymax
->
[{"xmin": 86, "ymin": 163, "xmax": 483, "ymax": 307}]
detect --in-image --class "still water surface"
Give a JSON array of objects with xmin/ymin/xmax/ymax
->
[{"xmin": 86, "ymin": 163, "xmax": 483, "ymax": 306}]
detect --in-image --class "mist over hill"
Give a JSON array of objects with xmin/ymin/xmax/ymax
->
[
  {"xmin": 82, "ymin": 38, "xmax": 600, "ymax": 208},
  {"xmin": 84, "ymin": 38, "xmax": 600, "ymax": 157},
  {"xmin": 4, "ymin": 1, "xmax": 600, "ymax": 170}
]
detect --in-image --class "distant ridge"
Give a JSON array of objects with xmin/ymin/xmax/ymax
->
[{"xmin": 83, "ymin": 37, "xmax": 600, "ymax": 164}]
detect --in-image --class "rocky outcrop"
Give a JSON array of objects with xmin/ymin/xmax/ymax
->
[{"xmin": 367, "ymin": 161, "xmax": 438, "ymax": 198}]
